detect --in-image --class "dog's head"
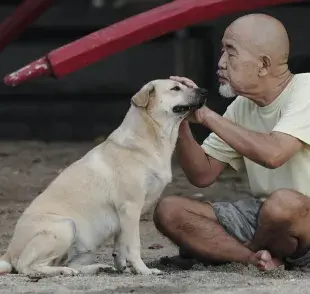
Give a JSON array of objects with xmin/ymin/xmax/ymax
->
[{"xmin": 131, "ymin": 79, "xmax": 207, "ymax": 122}]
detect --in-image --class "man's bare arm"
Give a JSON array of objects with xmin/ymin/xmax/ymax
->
[
  {"xmin": 200, "ymin": 109, "xmax": 302, "ymax": 169},
  {"xmin": 176, "ymin": 121, "xmax": 227, "ymax": 187}
]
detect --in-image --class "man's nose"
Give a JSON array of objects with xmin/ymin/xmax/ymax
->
[{"xmin": 218, "ymin": 52, "xmax": 227, "ymax": 70}]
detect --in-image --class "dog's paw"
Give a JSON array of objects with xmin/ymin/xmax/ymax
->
[
  {"xmin": 116, "ymin": 265, "xmax": 132, "ymax": 274},
  {"xmin": 113, "ymin": 255, "xmax": 127, "ymax": 273},
  {"xmin": 149, "ymin": 268, "xmax": 162, "ymax": 275},
  {"xmin": 61, "ymin": 267, "xmax": 80, "ymax": 276},
  {"xmin": 134, "ymin": 267, "xmax": 163, "ymax": 275},
  {"xmin": 98, "ymin": 266, "xmax": 117, "ymax": 274},
  {"xmin": 27, "ymin": 273, "xmax": 47, "ymax": 281}
]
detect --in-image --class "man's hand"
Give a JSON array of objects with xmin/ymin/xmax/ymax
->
[
  {"xmin": 185, "ymin": 106, "xmax": 210, "ymax": 124},
  {"xmin": 169, "ymin": 76, "xmax": 198, "ymax": 88},
  {"xmin": 190, "ymin": 106, "xmax": 212, "ymax": 124},
  {"xmin": 169, "ymin": 76, "xmax": 211, "ymax": 124}
]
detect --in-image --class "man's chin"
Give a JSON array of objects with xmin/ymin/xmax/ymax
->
[{"xmin": 219, "ymin": 83, "xmax": 236, "ymax": 99}]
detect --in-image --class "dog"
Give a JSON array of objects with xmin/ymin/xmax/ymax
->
[{"xmin": 0, "ymin": 79, "xmax": 207, "ymax": 277}]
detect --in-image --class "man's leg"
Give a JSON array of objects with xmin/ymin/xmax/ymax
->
[
  {"xmin": 154, "ymin": 190, "xmax": 310, "ymax": 271},
  {"xmin": 248, "ymin": 189, "xmax": 310, "ymax": 270},
  {"xmin": 153, "ymin": 196, "xmax": 258, "ymax": 266}
]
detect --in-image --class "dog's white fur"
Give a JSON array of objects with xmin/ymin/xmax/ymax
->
[{"xmin": 0, "ymin": 79, "xmax": 206, "ymax": 277}]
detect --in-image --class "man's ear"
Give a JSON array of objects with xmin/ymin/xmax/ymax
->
[
  {"xmin": 131, "ymin": 82, "xmax": 155, "ymax": 108},
  {"xmin": 259, "ymin": 55, "xmax": 271, "ymax": 77}
]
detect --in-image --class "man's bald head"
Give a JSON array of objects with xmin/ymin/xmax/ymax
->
[
  {"xmin": 218, "ymin": 14, "xmax": 292, "ymax": 100},
  {"xmin": 225, "ymin": 13, "xmax": 290, "ymax": 65}
]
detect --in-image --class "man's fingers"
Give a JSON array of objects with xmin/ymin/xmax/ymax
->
[
  {"xmin": 169, "ymin": 76, "xmax": 187, "ymax": 84},
  {"xmin": 169, "ymin": 76, "xmax": 198, "ymax": 88}
]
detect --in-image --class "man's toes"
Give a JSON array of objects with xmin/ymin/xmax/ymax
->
[
  {"xmin": 254, "ymin": 250, "xmax": 282, "ymax": 271},
  {"xmin": 257, "ymin": 250, "xmax": 272, "ymax": 262},
  {"xmin": 257, "ymin": 260, "xmax": 268, "ymax": 271}
]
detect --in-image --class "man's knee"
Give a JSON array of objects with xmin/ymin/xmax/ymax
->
[
  {"xmin": 153, "ymin": 196, "xmax": 183, "ymax": 232},
  {"xmin": 259, "ymin": 189, "xmax": 309, "ymax": 224}
]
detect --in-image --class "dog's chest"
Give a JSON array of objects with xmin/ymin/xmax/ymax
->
[{"xmin": 144, "ymin": 167, "xmax": 171, "ymax": 205}]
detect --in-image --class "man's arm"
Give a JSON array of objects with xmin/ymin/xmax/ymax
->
[
  {"xmin": 176, "ymin": 121, "xmax": 227, "ymax": 187},
  {"xmin": 199, "ymin": 108, "xmax": 303, "ymax": 169}
]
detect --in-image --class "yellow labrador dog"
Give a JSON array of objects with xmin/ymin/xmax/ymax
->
[{"xmin": 0, "ymin": 79, "xmax": 207, "ymax": 277}]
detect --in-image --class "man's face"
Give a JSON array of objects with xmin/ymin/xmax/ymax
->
[{"xmin": 217, "ymin": 26, "xmax": 260, "ymax": 98}]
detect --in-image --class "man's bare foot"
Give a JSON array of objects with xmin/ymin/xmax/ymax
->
[{"xmin": 253, "ymin": 250, "xmax": 283, "ymax": 271}]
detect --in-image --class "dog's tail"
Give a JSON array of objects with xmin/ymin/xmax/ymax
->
[{"xmin": 0, "ymin": 254, "xmax": 12, "ymax": 274}]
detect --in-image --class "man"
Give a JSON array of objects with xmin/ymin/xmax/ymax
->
[{"xmin": 153, "ymin": 13, "xmax": 310, "ymax": 271}]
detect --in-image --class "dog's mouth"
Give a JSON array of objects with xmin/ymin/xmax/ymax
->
[{"xmin": 172, "ymin": 99, "xmax": 206, "ymax": 113}]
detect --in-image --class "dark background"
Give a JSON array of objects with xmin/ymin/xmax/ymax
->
[{"xmin": 1, "ymin": 0, "xmax": 310, "ymax": 143}]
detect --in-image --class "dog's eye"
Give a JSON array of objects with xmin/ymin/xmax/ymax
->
[{"xmin": 171, "ymin": 86, "xmax": 181, "ymax": 91}]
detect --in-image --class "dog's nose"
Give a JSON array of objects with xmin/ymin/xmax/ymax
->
[{"xmin": 196, "ymin": 88, "xmax": 208, "ymax": 96}]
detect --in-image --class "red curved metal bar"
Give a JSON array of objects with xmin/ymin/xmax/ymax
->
[
  {"xmin": 0, "ymin": 0, "xmax": 56, "ymax": 53},
  {"xmin": 4, "ymin": 0, "xmax": 304, "ymax": 87}
]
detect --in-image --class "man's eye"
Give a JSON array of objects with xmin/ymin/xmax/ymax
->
[{"xmin": 171, "ymin": 86, "xmax": 181, "ymax": 91}]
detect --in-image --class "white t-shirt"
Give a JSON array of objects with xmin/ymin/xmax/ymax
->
[{"xmin": 201, "ymin": 73, "xmax": 310, "ymax": 197}]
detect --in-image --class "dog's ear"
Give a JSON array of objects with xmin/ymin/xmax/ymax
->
[{"xmin": 131, "ymin": 82, "xmax": 155, "ymax": 108}]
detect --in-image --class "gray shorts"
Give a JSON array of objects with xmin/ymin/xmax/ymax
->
[{"xmin": 211, "ymin": 198, "xmax": 310, "ymax": 269}]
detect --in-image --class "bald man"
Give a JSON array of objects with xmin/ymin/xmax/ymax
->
[{"xmin": 154, "ymin": 13, "xmax": 310, "ymax": 271}]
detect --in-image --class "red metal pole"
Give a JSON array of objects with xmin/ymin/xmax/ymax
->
[
  {"xmin": 3, "ymin": 0, "xmax": 304, "ymax": 87},
  {"xmin": 0, "ymin": 0, "xmax": 56, "ymax": 53}
]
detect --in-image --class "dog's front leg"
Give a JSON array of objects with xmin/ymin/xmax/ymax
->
[
  {"xmin": 113, "ymin": 232, "xmax": 129, "ymax": 273},
  {"xmin": 117, "ymin": 202, "xmax": 161, "ymax": 275}
]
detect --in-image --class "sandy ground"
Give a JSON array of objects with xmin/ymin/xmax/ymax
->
[{"xmin": 0, "ymin": 140, "xmax": 309, "ymax": 294}]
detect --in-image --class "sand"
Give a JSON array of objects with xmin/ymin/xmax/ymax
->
[{"xmin": 0, "ymin": 140, "xmax": 309, "ymax": 294}]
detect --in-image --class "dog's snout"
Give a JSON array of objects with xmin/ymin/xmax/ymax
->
[{"xmin": 196, "ymin": 88, "xmax": 208, "ymax": 96}]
